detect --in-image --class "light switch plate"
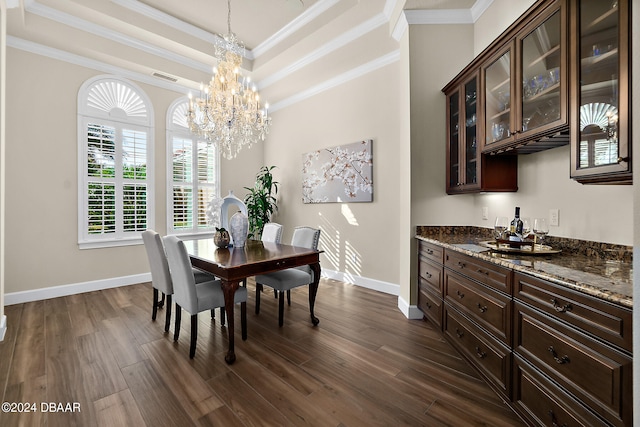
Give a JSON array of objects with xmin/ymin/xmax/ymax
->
[
  {"xmin": 550, "ymin": 209, "xmax": 559, "ymax": 226},
  {"xmin": 482, "ymin": 207, "xmax": 489, "ymax": 220}
]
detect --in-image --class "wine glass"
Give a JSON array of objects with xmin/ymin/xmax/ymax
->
[
  {"xmin": 494, "ymin": 217, "xmax": 509, "ymax": 241},
  {"xmin": 533, "ymin": 218, "xmax": 549, "ymax": 248},
  {"xmin": 521, "ymin": 218, "xmax": 531, "ymax": 240}
]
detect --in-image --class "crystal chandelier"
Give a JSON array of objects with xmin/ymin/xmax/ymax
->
[{"xmin": 187, "ymin": 0, "xmax": 271, "ymax": 159}]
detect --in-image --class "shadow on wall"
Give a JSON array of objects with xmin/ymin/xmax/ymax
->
[{"xmin": 317, "ymin": 211, "xmax": 363, "ymax": 280}]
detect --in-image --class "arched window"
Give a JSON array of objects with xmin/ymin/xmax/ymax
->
[
  {"xmin": 166, "ymin": 98, "xmax": 219, "ymax": 236},
  {"xmin": 77, "ymin": 76, "xmax": 154, "ymax": 248}
]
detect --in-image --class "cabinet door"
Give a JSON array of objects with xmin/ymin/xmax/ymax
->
[
  {"xmin": 463, "ymin": 77, "xmax": 478, "ymax": 186},
  {"xmin": 446, "ymin": 89, "xmax": 461, "ymax": 189},
  {"xmin": 570, "ymin": 0, "xmax": 631, "ymax": 183},
  {"xmin": 518, "ymin": 2, "xmax": 567, "ymax": 139},
  {"xmin": 483, "ymin": 44, "xmax": 515, "ymax": 151}
]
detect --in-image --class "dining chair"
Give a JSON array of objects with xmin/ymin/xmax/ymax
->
[
  {"xmin": 255, "ymin": 226, "xmax": 321, "ymax": 326},
  {"xmin": 259, "ymin": 222, "xmax": 284, "ymax": 300},
  {"xmin": 142, "ymin": 230, "xmax": 223, "ymax": 333},
  {"xmin": 163, "ymin": 235, "xmax": 247, "ymax": 358}
]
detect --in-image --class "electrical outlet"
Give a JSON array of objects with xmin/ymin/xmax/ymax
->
[
  {"xmin": 550, "ymin": 209, "xmax": 559, "ymax": 226},
  {"xmin": 482, "ymin": 207, "xmax": 489, "ymax": 220}
]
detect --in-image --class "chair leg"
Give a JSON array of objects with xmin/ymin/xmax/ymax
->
[
  {"xmin": 158, "ymin": 292, "xmax": 165, "ymax": 309},
  {"xmin": 164, "ymin": 294, "xmax": 172, "ymax": 333},
  {"xmin": 255, "ymin": 283, "xmax": 262, "ymax": 314},
  {"xmin": 152, "ymin": 288, "xmax": 159, "ymax": 321},
  {"xmin": 174, "ymin": 305, "xmax": 182, "ymax": 341},
  {"xmin": 241, "ymin": 301, "xmax": 247, "ymax": 341},
  {"xmin": 189, "ymin": 314, "xmax": 197, "ymax": 359},
  {"xmin": 220, "ymin": 307, "xmax": 226, "ymax": 325},
  {"xmin": 211, "ymin": 309, "xmax": 215, "ymax": 319},
  {"xmin": 287, "ymin": 290, "xmax": 291, "ymax": 306},
  {"xmin": 274, "ymin": 289, "xmax": 278, "ymax": 298},
  {"xmin": 278, "ymin": 291, "xmax": 285, "ymax": 327}
]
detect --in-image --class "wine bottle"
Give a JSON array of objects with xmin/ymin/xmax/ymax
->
[{"xmin": 509, "ymin": 207, "xmax": 523, "ymax": 244}]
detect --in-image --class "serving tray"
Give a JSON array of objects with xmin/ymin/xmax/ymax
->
[{"xmin": 479, "ymin": 240, "xmax": 561, "ymax": 255}]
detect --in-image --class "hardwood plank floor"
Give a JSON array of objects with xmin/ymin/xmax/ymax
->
[{"xmin": 0, "ymin": 278, "xmax": 525, "ymax": 426}]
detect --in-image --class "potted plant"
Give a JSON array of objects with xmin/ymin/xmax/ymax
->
[{"xmin": 244, "ymin": 166, "xmax": 279, "ymax": 239}]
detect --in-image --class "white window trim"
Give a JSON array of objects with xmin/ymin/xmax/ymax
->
[
  {"xmin": 166, "ymin": 97, "xmax": 220, "ymax": 238},
  {"xmin": 77, "ymin": 75, "xmax": 154, "ymax": 249}
]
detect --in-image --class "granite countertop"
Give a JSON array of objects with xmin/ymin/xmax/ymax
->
[{"xmin": 416, "ymin": 226, "xmax": 633, "ymax": 309}]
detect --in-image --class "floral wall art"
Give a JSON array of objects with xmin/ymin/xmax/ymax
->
[{"xmin": 302, "ymin": 140, "xmax": 373, "ymax": 203}]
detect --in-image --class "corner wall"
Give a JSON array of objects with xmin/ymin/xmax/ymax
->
[{"xmin": 0, "ymin": 0, "xmax": 7, "ymax": 339}]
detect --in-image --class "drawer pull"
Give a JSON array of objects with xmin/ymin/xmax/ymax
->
[
  {"xmin": 550, "ymin": 298, "xmax": 573, "ymax": 313},
  {"xmin": 426, "ymin": 249, "xmax": 434, "ymax": 255},
  {"xmin": 476, "ymin": 268, "xmax": 489, "ymax": 276},
  {"xmin": 476, "ymin": 303, "xmax": 488, "ymax": 313},
  {"xmin": 455, "ymin": 328, "xmax": 464, "ymax": 338},
  {"xmin": 456, "ymin": 290, "xmax": 465, "ymax": 299},
  {"xmin": 457, "ymin": 261, "xmax": 466, "ymax": 269},
  {"xmin": 548, "ymin": 346, "xmax": 570, "ymax": 364},
  {"xmin": 475, "ymin": 346, "xmax": 486, "ymax": 359},
  {"xmin": 425, "ymin": 272, "xmax": 432, "ymax": 279},
  {"xmin": 425, "ymin": 301, "xmax": 432, "ymax": 309},
  {"xmin": 548, "ymin": 410, "xmax": 568, "ymax": 427}
]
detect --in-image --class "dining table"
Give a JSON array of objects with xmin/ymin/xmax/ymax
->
[{"xmin": 182, "ymin": 238, "xmax": 322, "ymax": 364}]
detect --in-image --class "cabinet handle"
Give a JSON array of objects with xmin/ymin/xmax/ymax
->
[
  {"xmin": 617, "ymin": 156, "xmax": 629, "ymax": 164},
  {"xmin": 456, "ymin": 290, "xmax": 465, "ymax": 299},
  {"xmin": 426, "ymin": 249, "xmax": 434, "ymax": 255},
  {"xmin": 455, "ymin": 328, "xmax": 464, "ymax": 338},
  {"xmin": 550, "ymin": 298, "xmax": 573, "ymax": 313},
  {"xmin": 426, "ymin": 272, "xmax": 432, "ymax": 279},
  {"xmin": 425, "ymin": 301, "xmax": 432, "ymax": 309},
  {"xmin": 477, "ymin": 303, "xmax": 488, "ymax": 313},
  {"xmin": 548, "ymin": 346, "xmax": 570, "ymax": 364},
  {"xmin": 548, "ymin": 410, "xmax": 568, "ymax": 427},
  {"xmin": 475, "ymin": 346, "xmax": 486, "ymax": 359},
  {"xmin": 476, "ymin": 268, "xmax": 489, "ymax": 276},
  {"xmin": 457, "ymin": 261, "xmax": 466, "ymax": 269}
]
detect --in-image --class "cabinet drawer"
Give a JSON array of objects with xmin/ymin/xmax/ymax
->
[
  {"xmin": 513, "ymin": 355, "xmax": 609, "ymax": 427},
  {"xmin": 444, "ymin": 306, "xmax": 511, "ymax": 401},
  {"xmin": 444, "ymin": 270, "xmax": 512, "ymax": 345},
  {"xmin": 444, "ymin": 250, "xmax": 512, "ymax": 294},
  {"xmin": 418, "ymin": 257, "xmax": 442, "ymax": 293},
  {"xmin": 418, "ymin": 285, "xmax": 442, "ymax": 329},
  {"xmin": 514, "ymin": 272, "xmax": 632, "ymax": 353},
  {"xmin": 419, "ymin": 240, "xmax": 444, "ymax": 264},
  {"xmin": 514, "ymin": 303, "xmax": 632, "ymax": 427}
]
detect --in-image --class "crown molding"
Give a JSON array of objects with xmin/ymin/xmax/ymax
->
[
  {"xmin": 258, "ymin": 10, "xmax": 388, "ymax": 90},
  {"xmin": 470, "ymin": 0, "xmax": 494, "ymax": 22},
  {"xmin": 26, "ymin": 1, "xmax": 212, "ymax": 74},
  {"xmin": 7, "ymin": 36, "xmax": 191, "ymax": 94},
  {"xmin": 269, "ymin": 49, "xmax": 399, "ymax": 113}
]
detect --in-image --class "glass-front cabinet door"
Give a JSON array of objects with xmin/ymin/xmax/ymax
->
[
  {"xmin": 518, "ymin": 5, "xmax": 566, "ymax": 139},
  {"xmin": 446, "ymin": 74, "xmax": 480, "ymax": 193},
  {"xmin": 484, "ymin": 45, "xmax": 514, "ymax": 150},
  {"xmin": 570, "ymin": 0, "xmax": 630, "ymax": 183}
]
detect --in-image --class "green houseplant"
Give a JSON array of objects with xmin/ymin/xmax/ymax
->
[{"xmin": 244, "ymin": 166, "xmax": 279, "ymax": 239}]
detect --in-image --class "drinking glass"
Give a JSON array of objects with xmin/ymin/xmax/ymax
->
[
  {"xmin": 494, "ymin": 217, "xmax": 509, "ymax": 240},
  {"xmin": 533, "ymin": 218, "xmax": 549, "ymax": 247},
  {"xmin": 521, "ymin": 218, "xmax": 531, "ymax": 239}
]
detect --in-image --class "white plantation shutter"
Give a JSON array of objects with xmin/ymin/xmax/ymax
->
[
  {"xmin": 167, "ymin": 98, "xmax": 219, "ymax": 236},
  {"xmin": 78, "ymin": 76, "xmax": 154, "ymax": 248}
]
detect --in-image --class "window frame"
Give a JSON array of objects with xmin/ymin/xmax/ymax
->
[
  {"xmin": 166, "ymin": 97, "xmax": 220, "ymax": 238},
  {"xmin": 77, "ymin": 75, "xmax": 154, "ymax": 249}
]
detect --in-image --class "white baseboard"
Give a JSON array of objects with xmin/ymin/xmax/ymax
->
[
  {"xmin": 0, "ymin": 315, "xmax": 6, "ymax": 341},
  {"xmin": 397, "ymin": 296, "xmax": 424, "ymax": 320},
  {"xmin": 4, "ymin": 273, "xmax": 151, "ymax": 306},
  {"xmin": 321, "ymin": 269, "xmax": 399, "ymax": 296}
]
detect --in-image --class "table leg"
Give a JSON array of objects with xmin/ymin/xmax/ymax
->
[
  {"xmin": 222, "ymin": 279, "xmax": 240, "ymax": 364},
  {"xmin": 309, "ymin": 263, "xmax": 321, "ymax": 326}
]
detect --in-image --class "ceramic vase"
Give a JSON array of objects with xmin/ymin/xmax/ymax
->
[{"xmin": 229, "ymin": 211, "xmax": 248, "ymax": 248}]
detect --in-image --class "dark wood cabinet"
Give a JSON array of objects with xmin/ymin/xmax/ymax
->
[
  {"xmin": 415, "ymin": 238, "xmax": 633, "ymax": 426},
  {"xmin": 482, "ymin": 0, "xmax": 569, "ymax": 155},
  {"xmin": 444, "ymin": 73, "xmax": 518, "ymax": 194},
  {"xmin": 570, "ymin": 0, "xmax": 631, "ymax": 183}
]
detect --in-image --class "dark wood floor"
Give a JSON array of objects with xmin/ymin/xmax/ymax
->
[{"xmin": 0, "ymin": 278, "xmax": 525, "ymax": 426}]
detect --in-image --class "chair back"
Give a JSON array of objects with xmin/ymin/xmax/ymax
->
[
  {"xmin": 261, "ymin": 222, "xmax": 283, "ymax": 243},
  {"xmin": 163, "ymin": 235, "xmax": 198, "ymax": 314},
  {"xmin": 291, "ymin": 226, "xmax": 321, "ymax": 277},
  {"xmin": 142, "ymin": 230, "xmax": 173, "ymax": 295}
]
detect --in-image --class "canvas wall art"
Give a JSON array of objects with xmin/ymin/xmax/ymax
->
[{"xmin": 302, "ymin": 139, "xmax": 373, "ymax": 203}]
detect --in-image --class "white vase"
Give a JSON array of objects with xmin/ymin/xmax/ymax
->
[{"xmin": 229, "ymin": 211, "xmax": 249, "ymax": 248}]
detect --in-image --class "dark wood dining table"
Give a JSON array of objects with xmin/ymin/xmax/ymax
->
[{"xmin": 182, "ymin": 238, "xmax": 322, "ymax": 364}]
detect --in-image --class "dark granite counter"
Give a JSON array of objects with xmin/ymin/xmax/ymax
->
[{"xmin": 416, "ymin": 226, "xmax": 632, "ymax": 309}]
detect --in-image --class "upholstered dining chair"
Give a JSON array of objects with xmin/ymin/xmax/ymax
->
[
  {"xmin": 261, "ymin": 222, "xmax": 283, "ymax": 244},
  {"xmin": 142, "ymin": 229, "xmax": 221, "ymax": 333},
  {"xmin": 254, "ymin": 226, "xmax": 321, "ymax": 326},
  {"xmin": 163, "ymin": 235, "xmax": 247, "ymax": 358}
]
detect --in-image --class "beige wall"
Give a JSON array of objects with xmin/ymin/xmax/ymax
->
[
  {"xmin": 1, "ymin": 0, "xmax": 7, "ymax": 329},
  {"xmin": 3, "ymin": 48, "xmax": 262, "ymax": 295}
]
